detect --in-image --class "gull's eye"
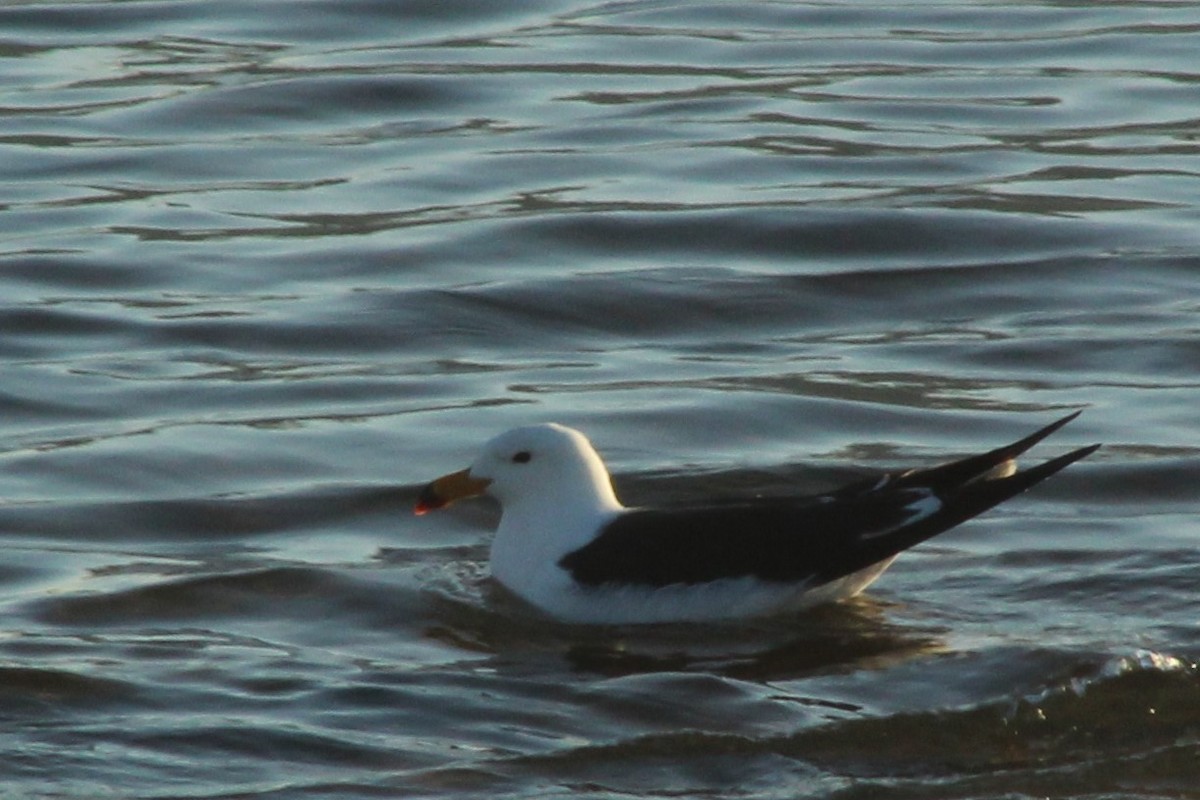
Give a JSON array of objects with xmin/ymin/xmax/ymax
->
[{"xmin": 511, "ymin": 451, "xmax": 532, "ymax": 464}]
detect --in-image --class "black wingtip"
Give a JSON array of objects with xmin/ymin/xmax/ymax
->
[
  {"xmin": 950, "ymin": 441, "xmax": 1100, "ymax": 516},
  {"xmin": 819, "ymin": 436, "xmax": 1099, "ymax": 586},
  {"xmin": 995, "ymin": 409, "xmax": 1086, "ymax": 462},
  {"xmin": 1023, "ymin": 441, "xmax": 1101, "ymax": 479},
  {"xmin": 894, "ymin": 410, "xmax": 1090, "ymax": 492}
]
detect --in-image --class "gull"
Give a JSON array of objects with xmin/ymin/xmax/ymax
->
[{"xmin": 415, "ymin": 412, "xmax": 1098, "ymax": 624}]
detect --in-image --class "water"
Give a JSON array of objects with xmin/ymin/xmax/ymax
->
[{"xmin": 1, "ymin": 1, "xmax": 1198, "ymax": 797}]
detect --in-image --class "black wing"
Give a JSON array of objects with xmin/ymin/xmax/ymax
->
[{"xmin": 559, "ymin": 413, "xmax": 1099, "ymax": 589}]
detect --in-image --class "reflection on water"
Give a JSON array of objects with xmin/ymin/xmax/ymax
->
[
  {"xmin": 562, "ymin": 600, "xmax": 946, "ymax": 682},
  {"xmin": 424, "ymin": 581, "xmax": 945, "ymax": 681}
]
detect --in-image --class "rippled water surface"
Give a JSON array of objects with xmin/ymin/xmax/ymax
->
[{"xmin": 2, "ymin": 1, "xmax": 1199, "ymax": 797}]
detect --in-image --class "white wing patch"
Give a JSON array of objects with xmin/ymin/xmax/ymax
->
[
  {"xmin": 858, "ymin": 489, "xmax": 941, "ymax": 539},
  {"xmin": 903, "ymin": 489, "xmax": 942, "ymax": 521}
]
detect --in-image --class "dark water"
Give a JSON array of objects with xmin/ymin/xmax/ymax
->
[{"xmin": 2, "ymin": 1, "xmax": 1198, "ymax": 797}]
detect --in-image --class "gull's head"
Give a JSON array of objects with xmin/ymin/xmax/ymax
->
[{"xmin": 414, "ymin": 423, "xmax": 620, "ymax": 515}]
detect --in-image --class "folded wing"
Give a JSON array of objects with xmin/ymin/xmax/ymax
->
[{"xmin": 559, "ymin": 413, "xmax": 1099, "ymax": 589}]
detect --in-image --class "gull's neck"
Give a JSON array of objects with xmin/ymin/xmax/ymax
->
[{"xmin": 489, "ymin": 457, "xmax": 623, "ymax": 591}]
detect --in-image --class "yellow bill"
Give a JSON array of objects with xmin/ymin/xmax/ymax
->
[{"xmin": 414, "ymin": 468, "xmax": 491, "ymax": 515}]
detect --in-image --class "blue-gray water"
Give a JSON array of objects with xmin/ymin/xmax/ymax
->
[{"xmin": 2, "ymin": 2, "xmax": 1198, "ymax": 797}]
